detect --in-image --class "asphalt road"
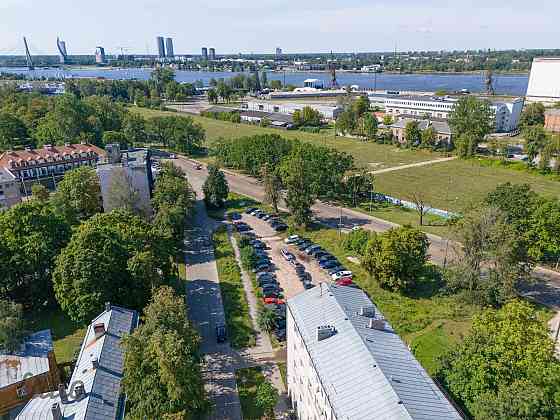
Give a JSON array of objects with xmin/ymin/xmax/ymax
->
[
  {"xmin": 184, "ymin": 198, "xmax": 243, "ymax": 420},
  {"xmin": 175, "ymin": 156, "xmax": 560, "ymax": 311}
]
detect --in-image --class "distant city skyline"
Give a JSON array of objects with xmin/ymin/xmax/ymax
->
[{"xmin": 1, "ymin": 0, "xmax": 559, "ymax": 55}]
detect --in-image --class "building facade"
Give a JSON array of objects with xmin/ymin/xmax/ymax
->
[
  {"xmin": 17, "ymin": 305, "xmax": 138, "ymax": 420},
  {"xmin": 0, "ymin": 143, "xmax": 106, "ymax": 201},
  {"xmin": 287, "ymin": 284, "xmax": 463, "ymax": 420},
  {"xmin": 390, "ymin": 118, "xmax": 452, "ymax": 146},
  {"xmin": 209, "ymin": 48, "xmax": 216, "ymax": 61},
  {"xmin": 201, "ymin": 47, "xmax": 208, "ymax": 61},
  {"xmin": 165, "ymin": 38, "xmax": 174, "ymax": 59},
  {"xmin": 0, "ymin": 166, "xmax": 22, "ymax": 210},
  {"xmin": 156, "ymin": 36, "xmax": 166, "ymax": 58},
  {"xmin": 245, "ymin": 100, "xmax": 342, "ymax": 120},
  {"xmin": 545, "ymin": 109, "xmax": 560, "ymax": 133},
  {"xmin": 526, "ymin": 58, "xmax": 560, "ymax": 104},
  {"xmin": 380, "ymin": 94, "xmax": 523, "ymax": 133},
  {"xmin": 0, "ymin": 330, "xmax": 60, "ymax": 417}
]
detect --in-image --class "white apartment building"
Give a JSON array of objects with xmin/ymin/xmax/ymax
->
[
  {"xmin": 244, "ymin": 101, "xmax": 343, "ymax": 120},
  {"xmin": 0, "ymin": 167, "xmax": 22, "ymax": 210},
  {"xmin": 287, "ymin": 284, "xmax": 463, "ymax": 420},
  {"xmin": 372, "ymin": 93, "xmax": 524, "ymax": 133}
]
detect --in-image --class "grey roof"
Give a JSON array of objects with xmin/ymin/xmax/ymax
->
[
  {"xmin": 391, "ymin": 118, "xmax": 451, "ymax": 135},
  {"xmin": 288, "ymin": 284, "xmax": 463, "ymax": 420},
  {"xmin": 16, "ymin": 306, "xmax": 138, "ymax": 420},
  {"xmin": 241, "ymin": 110, "xmax": 294, "ymax": 123},
  {"xmin": 0, "ymin": 330, "xmax": 53, "ymax": 390}
]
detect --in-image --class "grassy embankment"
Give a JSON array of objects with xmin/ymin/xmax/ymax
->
[
  {"xmin": 134, "ymin": 107, "xmax": 559, "ymax": 216},
  {"xmin": 212, "ymin": 226, "xmax": 257, "ymax": 348}
]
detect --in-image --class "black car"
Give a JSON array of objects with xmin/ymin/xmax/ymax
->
[
  {"xmin": 303, "ymin": 281, "xmax": 316, "ymax": 290},
  {"xmin": 216, "ymin": 324, "xmax": 227, "ymax": 343},
  {"xmin": 274, "ymin": 328, "xmax": 286, "ymax": 341},
  {"xmin": 245, "ymin": 207, "xmax": 258, "ymax": 214},
  {"xmin": 235, "ymin": 224, "xmax": 251, "ymax": 232},
  {"xmin": 319, "ymin": 254, "xmax": 336, "ymax": 262},
  {"xmin": 274, "ymin": 224, "xmax": 288, "ymax": 232},
  {"xmin": 320, "ymin": 260, "xmax": 339, "ymax": 269},
  {"xmin": 253, "ymin": 264, "xmax": 272, "ymax": 273},
  {"xmin": 257, "ymin": 213, "xmax": 268, "ymax": 219},
  {"xmin": 313, "ymin": 251, "xmax": 329, "ymax": 260},
  {"xmin": 262, "ymin": 289, "xmax": 279, "ymax": 298},
  {"xmin": 294, "ymin": 264, "xmax": 305, "ymax": 274},
  {"xmin": 229, "ymin": 212, "xmax": 242, "ymax": 220},
  {"xmin": 240, "ymin": 231, "xmax": 257, "ymax": 239}
]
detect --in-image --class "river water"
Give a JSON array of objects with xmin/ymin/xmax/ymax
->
[{"xmin": 0, "ymin": 67, "xmax": 529, "ymax": 96}]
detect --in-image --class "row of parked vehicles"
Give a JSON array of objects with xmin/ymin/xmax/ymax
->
[
  {"xmin": 281, "ymin": 248, "xmax": 315, "ymax": 290},
  {"xmin": 245, "ymin": 208, "xmax": 288, "ymax": 232},
  {"xmin": 284, "ymin": 235, "xmax": 355, "ymax": 286}
]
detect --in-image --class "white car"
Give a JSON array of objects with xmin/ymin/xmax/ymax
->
[
  {"xmin": 331, "ymin": 271, "xmax": 353, "ymax": 281},
  {"xmin": 284, "ymin": 235, "xmax": 300, "ymax": 244}
]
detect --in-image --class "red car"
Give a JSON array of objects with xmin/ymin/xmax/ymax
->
[
  {"xmin": 336, "ymin": 278, "xmax": 354, "ymax": 287},
  {"xmin": 263, "ymin": 297, "xmax": 285, "ymax": 305}
]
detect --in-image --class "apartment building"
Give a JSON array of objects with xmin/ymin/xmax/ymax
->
[
  {"xmin": 0, "ymin": 330, "xmax": 60, "ymax": 418},
  {"xmin": 17, "ymin": 304, "xmax": 138, "ymax": 420},
  {"xmin": 244, "ymin": 101, "xmax": 343, "ymax": 120},
  {"xmin": 0, "ymin": 167, "xmax": 22, "ymax": 210},
  {"xmin": 390, "ymin": 118, "xmax": 452, "ymax": 146},
  {"xmin": 287, "ymin": 284, "xmax": 463, "ymax": 420},
  {"xmin": 371, "ymin": 93, "xmax": 523, "ymax": 133}
]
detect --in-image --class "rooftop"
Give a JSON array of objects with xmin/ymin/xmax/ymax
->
[
  {"xmin": 0, "ymin": 144, "xmax": 106, "ymax": 170},
  {"xmin": 16, "ymin": 305, "xmax": 138, "ymax": 420},
  {"xmin": 288, "ymin": 284, "xmax": 462, "ymax": 420},
  {"xmin": 0, "ymin": 330, "xmax": 54, "ymax": 390},
  {"xmin": 545, "ymin": 109, "xmax": 560, "ymax": 116}
]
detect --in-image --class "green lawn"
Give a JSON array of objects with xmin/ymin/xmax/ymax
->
[
  {"xmin": 133, "ymin": 107, "xmax": 441, "ymax": 169},
  {"xmin": 298, "ymin": 228, "xmax": 476, "ymax": 374},
  {"xmin": 212, "ymin": 226, "xmax": 256, "ymax": 348},
  {"xmin": 235, "ymin": 367, "xmax": 271, "ymax": 419},
  {"xmin": 27, "ymin": 309, "xmax": 86, "ymax": 364},
  {"xmin": 375, "ymin": 157, "xmax": 560, "ymax": 213}
]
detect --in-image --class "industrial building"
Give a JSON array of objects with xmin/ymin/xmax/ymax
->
[
  {"xmin": 209, "ymin": 47, "xmax": 216, "ymax": 61},
  {"xmin": 165, "ymin": 37, "xmax": 174, "ymax": 59},
  {"xmin": 16, "ymin": 305, "xmax": 138, "ymax": 420},
  {"xmin": 275, "ymin": 47, "xmax": 283, "ymax": 57},
  {"xmin": 244, "ymin": 100, "xmax": 342, "ymax": 120},
  {"xmin": 287, "ymin": 284, "xmax": 463, "ymax": 420},
  {"xmin": 526, "ymin": 58, "xmax": 560, "ymax": 104},
  {"xmin": 156, "ymin": 36, "xmax": 166, "ymax": 58},
  {"xmin": 373, "ymin": 93, "xmax": 523, "ymax": 133},
  {"xmin": 201, "ymin": 47, "xmax": 208, "ymax": 61}
]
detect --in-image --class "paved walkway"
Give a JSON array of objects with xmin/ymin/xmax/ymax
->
[{"xmin": 371, "ymin": 156, "xmax": 457, "ymax": 174}]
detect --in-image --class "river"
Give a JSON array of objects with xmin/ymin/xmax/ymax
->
[{"xmin": 0, "ymin": 67, "xmax": 529, "ymax": 96}]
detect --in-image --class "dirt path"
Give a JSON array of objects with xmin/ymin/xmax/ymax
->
[{"xmin": 371, "ymin": 156, "xmax": 457, "ymax": 174}]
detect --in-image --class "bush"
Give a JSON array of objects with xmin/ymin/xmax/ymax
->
[{"xmin": 342, "ymin": 229, "xmax": 372, "ymax": 256}]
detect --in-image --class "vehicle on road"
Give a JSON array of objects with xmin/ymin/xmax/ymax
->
[
  {"xmin": 263, "ymin": 297, "xmax": 285, "ymax": 305},
  {"xmin": 328, "ymin": 266, "xmax": 347, "ymax": 276},
  {"xmin": 332, "ymin": 270, "xmax": 353, "ymax": 281},
  {"xmin": 284, "ymin": 235, "xmax": 300, "ymax": 244},
  {"xmin": 320, "ymin": 260, "xmax": 340, "ymax": 269},
  {"xmin": 303, "ymin": 281, "xmax": 316, "ymax": 290},
  {"xmin": 245, "ymin": 207, "xmax": 258, "ymax": 214},
  {"xmin": 336, "ymin": 278, "xmax": 354, "ymax": 286},
  {"xmin": 281, "ymin": 248, "xmax": 295, "ymax": 261},
  {"xmin": 216, "ymin": 324, "xmax": 227, "ymax": 343},
  {"xmin": 304, "ymin": 245, "xmax": 321, "ymax": 255},
  {"xmin": 273, "ymin": 224, "xmax": 288, "ymax": 232},
  {"xmin": 229, "ymin": 212, "xmax": 242, "ymax": 220},
  {"xmin": 253, "ymin": 264, "xmax": 273, "ymax": 272}
]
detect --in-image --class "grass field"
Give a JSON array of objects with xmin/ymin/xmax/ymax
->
[
  {"xmin": 212, "ymin": 226, "xmax": 256, "ymax": 348},
  {"xmin": 28, "ymin": 309, "xmax": 86, "ymax": 364},
  {"xmin": 375, "ymin": 158, "xmax": 560, "ymax": 213}
]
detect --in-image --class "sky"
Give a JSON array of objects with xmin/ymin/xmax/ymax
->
[{"xmin": 1, "ymin": 0, "xmax": 559, "ymax": 56}]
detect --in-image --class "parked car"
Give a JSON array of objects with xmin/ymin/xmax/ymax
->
[
  {"xmin": 256, "ymin": 212, "xmax": 268, "ymax": 219},
  {"xmin": 320, "ymin": 260, "xmax": 339, "ymax": 269},
  {"xmin": 294, "ymin": 264, "xmax": 305, "ymax": 274},
  {"xmin": 332, "ymin": 270, "xmax": 353, "ymax": 281},
  {"xmin": 228, "ymin": 212, "xmax": 242, "ymax": 221},
  {"xmin": 263, "ymin": 297, "xmax": 285, "ymax": 305},
  {"xmin": 274, "ymin": 224, "xmax": 288, "ymax": 232},
  {"xmin": 319, "ymin": 254, "xmax": 336, "ymax": 262},
  {"xmin": 245, "ymin": 207, "xmax": 258, "ymax": 214},
  {"xmin": 216, "ymin": 324, "xmax": 227, "ymax": 343},
  {"xmin": 303, "ymin": 281, "xmax": 316, "ymax": 290},
  {"xmin": 262, "ymin": 284, "xmax": 280, "ymax": 293},
  {"xmin": 328, "ymin": 266, "xmax": 346, "ymax": 276},
  {"xmin": 240, "ymin": 231, "xmax": 257, "ymax": 239},
  {"xmin": 297, "ymin": 241, "xmax": 313, "ymax": 251},
  {"xmin": 305, "ymin": 245, "xmax": 321, "ymax": 255},
  {"xmin": 308, "ymin": 247, "xmax": 324, "ymax": 256},
  {"xmin": 262, "ymin": 289, "xmax": 279, "ymax": 298},
  {"xmin": 293, "ymin": 238, "xmax": 307, "ymax": 246},
  {"xmin": 313, "ymin": 251, "xmax": 329, "ymax": 260},
  {"xmin": 284, "ymin": 235, "xmax": 300, "ymax": 244},
  {"xmin": 253, "ymin": 264, "xmax": 272, "ymax": 273},
  {"xmin": 336, "ymin": 278, "xmax": 354, "ymax": 287},
  {"xmin": 262, "ymin": 214, "xmax": 272, "ymax": 221},
  {"xmin": 281, "ymin": 248, "xmax": 295, "ymax": 261},
  {"xmin": 236, "ymin": 224, "xmax": 251, "ymax": 232},
  {"xmin": 274, "ymin": 328, "xmax": 286, "ymax": 341},
  {"xmin": 298, "ymin": 272, "xmax": 311, "ymax": 282}
]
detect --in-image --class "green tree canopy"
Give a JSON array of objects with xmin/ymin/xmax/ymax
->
[
  {"xmin": 437, "ymin": 300, "xmax": 560, "ymax": 418},
  {"xmin": 448, "ymin": 96, "xmax": 494, "ymax": 157},
  {"xmin": 404, "ymin": 120, "xmax": 422, "ymax": 146},
  {"xmin": 0, "ymin": 111, "xmax": 30, "ymax": 151},
  {"xmin": 519, "ymin": 102, "xmax": 546, "ymax": 128},
  {"xmin": 203, "ymin": 165, "xmax": 229, "ymax": 209},
  {"xmin": 146, "ymin": 116, "xmax": 205, "ymax": 155},
  {"xmin": 0, "ymin": 299, "xmax": 26, "ymax": 353}
]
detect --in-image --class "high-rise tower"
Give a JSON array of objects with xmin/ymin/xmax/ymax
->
[
  {"xmin": 165, "ymin": 38, "xmax": 174, "ymax": 59},
  {"xmin": 209, "ymin": 48, "xmax": 216, "ymax": 61},
  {"xmin": 201, "ymin": 47, "xmax": 208, "ymax": 61},
  {"xmin": 57, "ymin": 37, "xmax": 68, "ymax": 64},
  {"xmin": 156, "ymin": 36, "xmax": 166, "ymax": 58}
]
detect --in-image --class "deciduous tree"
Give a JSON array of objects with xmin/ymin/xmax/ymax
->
[
  {"xmin": 0, "ymin": 299, "xmax": 26, "ymax": 353},
  {"xmin": 203, "ymin": 165, "xmax": 229, "ymax": 209},
  {"xmin": 448, "ymin": 96, "xmax": 493, "ymax": 157}
]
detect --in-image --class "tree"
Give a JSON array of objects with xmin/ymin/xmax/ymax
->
[
  {"xmin": 280, "ymin": 152, "xmax": 315, "ymax": 226},
  {"xmin": 404, "ymin": 120, "xmax": 422, "ymax": 146},
  {"xmin": 420, "ymin": 126, "xmax": 437, "ymax": 149},
  {"xmin": 0, "ymin": 200, "xmax": 71, "ymax": 306},
  {"xmin": 207, "ymin": 88, "xmax": 218, "ymax": 104},
  {"xmin": 523, "ymin": 125, "xmax": 549, "ymax": 167},
  {"xmin": 122, "ymin": 112, "xmax": 147, "ymax": 145},
  {"xmin": 342, "ymin": 228, "xmax": 371, "ymax": 256},
  {"xmin": 448, "ymin": 96, "xmax": 494, "ymax": 157},
  {"xmin": 102, "ymin": 130, "xmax": 129, "ymax": 149},
  {"xmin": 105, "ymin": 167, "xmax": 147, "ymax": 217},
  {"xmin": 261, "ymin": 71, "xmax": 268, "ymax": 88},
  {"xmin": 351, "ymin": 96, "xmax": 370, "ymax": 117},
  {"xmin": 0, "ymin": 299, "xmax": 26, "ymax": 353},
  {"xmin": 255, "ymin": 381, "xmax": 278, "ymax": 419},
  {"xmin": 122, "ymin": 286, "xmax": 207, "ymax": 419},
  {"xmin": 293, "ymin": 106, "xmax": 322, "ymax": 127},
  {"xmin": 203, "ymin": 165, "xmax": 229, "ymax": 209},
  {"xmin": 357, "ymin": 113, "xmax": 378, "ymax": 140},
  {"xmin": 258, "ymin": 307, "xmax": 277, "ymax": 332},
  {"xmin": 362, "ymin": 226, "xmax": 429, "ymax": 293},
  {"xmin": 344, "ymin": 169, "xmax": 374, "ymax": 207},
  {"xmin": 150, "ymin": 67, "xmax": 175, "ymax": 94},
  {"xmin": 0, "ymin": 111, "xmax": 29, "ymax": 151},
  {"xmin": 527, "ymin": 198, "xmax": 560, "ymax": 265},
  {"xmin": 437, "ymin": 300, "xmax": 560, "ymax": 418},
  {"xmin": 146, "ymin": 116, "xmax": 205, "ymax": 155},
  {"xmin": 382, "ymin": 115, "xmax": 394, "ymax": 126},
  {"xmin": 51, "ymin": 166, "xmax": 103, "ymax": 224},
  {"xmin": 261, "ymin": 164, "xmax": 282, "ymax": 213},
  {"xmin": 31, "ymin": 184, "xmax": 50, "ymax": 202},
  {"xmin": 335, "ymin": 110, "xmax": 356, "ymax": 135},
  {"xmin": 410, "ymin": 192, "xmax": 432, "ymax": 226},
  {"xmin": 519, "ymin": 102, "xmax": 546, "ymax": 128},
  {"xmin": 52, "ymin": 209, "xmax": 171, "ymax": 322},
  {"xmin": 448, "ymin": 206, "xmax": 530, "ymax": 307}
]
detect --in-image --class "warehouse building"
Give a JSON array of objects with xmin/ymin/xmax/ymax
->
[
  {"xmin": 526, "ymin": 58, "xmax": 560, "ymax": 104},
  {"xmin": 244, "ymin": 100, "xmax": 342, "ymax": 120},
  {"xmin": 287, "ymin": 284, "xmax": 463, "ymax": 420}
]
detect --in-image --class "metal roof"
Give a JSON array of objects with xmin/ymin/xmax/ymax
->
[
  {"xmin": 288, "ymin": 284, "xmax": 462, "ymax": 420},
  {"xmin": 16, "ymin": 305, "xmax": 138, "ymax": 420},
  {"xmin": 0, "ymin": 330, "xmax": 53, "ymax": 390}
]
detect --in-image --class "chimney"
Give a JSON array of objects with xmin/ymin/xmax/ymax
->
[
  {"xmin": 92, "ymin": 358, "xmax": 99, "ymax": 369},
  {"xmin": 74, "ymin": 382, "xmax": 86, "ymax": 400},
  {"xmin": 316, "ymin": 325, "xmax": 337, "ymax": 341},
  {"xmin": 58, "ymin": 384, "xmax": 68, "ymax": 404},
  {"xmin": 51, "ymin": 403, "xmax": 62, "ymax": 420},
  {"xmin": 93, "ymin": 323, "xmax": 106, "ymax": 340},
  {"xmin": 368, "ymin": 319, "xmax": 386, "ymax": 330},
  {"xmin": 105, "ymin": 302, "xmax": 111, "ymax": 312},
  {"xmin": 360, "ymin": 306, "xmax": 375, "ymax": 318}
]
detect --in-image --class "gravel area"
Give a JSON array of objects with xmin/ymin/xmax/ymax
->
[{"xmin": 241, "ymin": 214, "xmax": 331, "ymax": 300}]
